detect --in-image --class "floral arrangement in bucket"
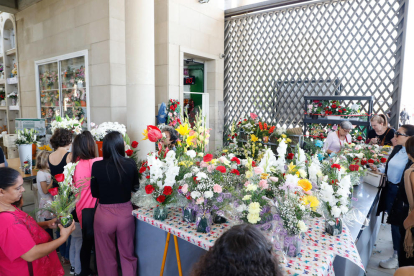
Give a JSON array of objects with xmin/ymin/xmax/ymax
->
[
  {"xmin": 51, "ymin": 115, "xmax": 84, "ymax": 135},
  {"xmin": 167, "ymin": 99, "xmax": 182, "ymax": 127},
  {"xmin": 41, "ymin": 162, "xmax": 87, "ymax": 227},
  {"xmin": 15, "ymin": 129, "xmax": 39, "ymax": 168}
]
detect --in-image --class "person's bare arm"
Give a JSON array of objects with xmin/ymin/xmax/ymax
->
[
  {"xmin": 0, "ymin": 163, "xmax": 5, "ymax": 167},
  {"xmin": 21, "ymin": 222, "xmax": 75, "ymax": 262},
  {"xmin": 40, "ymin": 181, "xmax": 53, "ymax": 194}
]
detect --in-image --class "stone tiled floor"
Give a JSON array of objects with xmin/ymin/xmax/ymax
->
[{"xmin": 21, "ymin": 180, "xmax": 397, "ymax": 276}]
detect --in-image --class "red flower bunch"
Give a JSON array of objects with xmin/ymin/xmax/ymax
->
[
  {"xmin": 216, "ymin": 166, "xmax": 226, "ymax": 173},
  {"xmin": 231, "ymin": 156, "xmax": 240, "ymax": 165},
  {"xmin": 139, "ymin": 161, "xmax": 149, "ymax": 174},
  {"xmin": 357, "ymin": 136, "xmax": 363, "ymax": 141},
  {"xmin": 55, "ymin": 173, "xmax": 65, "ymax": 183},
  {"xmin": 287, "ymin": 153, "xmax": 294, "ymax": 160},
  {"xmin": 251, "ymin": 161, "xmax": 257, "ymax": 167},
  {"xmin": 368, "ymin": 159, "xmax": 375, "ymax": 164},
  {"xmin": 361, "ymin": 159, "xmax": 368, "ymax": 165},
  {"xmin": 349, "ymin": 164, "xmax": 360, "ymax": 171},
  {"xmin": 203, "ymin": 154, "xmax": 213, "ymax": 162},
  {"xmin": 131, "ymin": 141, "xmax": 139, "ymax": 148},
  {"xmin": 331, "ymin": 164, "xmax": 341, "ymax": 170},
  {"xmin": 125, "ymin": 149, "xmax": 133, "ymax": 156},
  {"xmin": 163, "ymin": 186, "xmax": 173, "ymax": 196},
  {"xmin": 145, "ymin": 185, "xmax": 155, "ymax": 194},
  {"xmin": 48, "ymin": 187, "xmax": 59, "ymax": 196},
  {"xmin": 230, "ymin": 169, "xmax": 240, "ymax": 175},
  {"xmin": 380, "ymin": 157, "xmax": 387, "ymax": 163}
]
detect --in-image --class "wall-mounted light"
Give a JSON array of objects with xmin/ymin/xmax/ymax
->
[{"xmin": 199, "ymin": 0, "xmax": 209, "ymax": 3}]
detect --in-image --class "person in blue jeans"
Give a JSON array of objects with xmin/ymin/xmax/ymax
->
[{"xmin": 373, "ymin": 125, "xmax": 414, "ymax": 269}]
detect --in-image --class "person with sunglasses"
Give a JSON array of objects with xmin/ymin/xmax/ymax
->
[{"xmin": 372, "ymin": 125, "xmax": 414, "ymax": 269}]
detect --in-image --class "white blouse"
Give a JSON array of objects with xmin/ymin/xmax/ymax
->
[{"xmin": 323, "ymin": 131, "xmax": 352, "ymax": 153}]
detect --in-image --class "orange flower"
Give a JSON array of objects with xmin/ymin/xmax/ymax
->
[
  {"xmin": 264, "ymin": 123, "xmax": 268, "ymax": 130},
  {"xmin": 259, "ymin": 122, "xmax": 263, "ymax": 130},
  {"xmin": 298, "ymin": 179, "xmax": 312, "ymax": 192}
]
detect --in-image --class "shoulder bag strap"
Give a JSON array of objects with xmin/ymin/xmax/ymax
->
[
  {"xmin": 380, "ymin": 128, "xmax": 391, "ymax": 146},
  {"xmin": 0, "ymin": 211, "xmax": 34, "ymax": 276}
]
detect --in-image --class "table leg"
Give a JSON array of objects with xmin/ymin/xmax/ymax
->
[
  {"xmin": 173, "ymin": 235, "xmax": 183, "ymax": 276},
  {"xmin": 160, "ymin": 232, "xmax": 171, "ymax": 276}
]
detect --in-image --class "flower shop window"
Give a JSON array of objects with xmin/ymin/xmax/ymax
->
[{"xmin": 35, "ymin": 50, "xmax": 90, "ymax": 134}]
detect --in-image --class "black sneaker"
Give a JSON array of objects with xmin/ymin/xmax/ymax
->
[{"xmin": 70, "ymin": 266, "xmax": 75, "ymax": 274}]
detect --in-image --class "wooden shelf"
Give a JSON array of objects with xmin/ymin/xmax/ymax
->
[
  {"xmin": 0, "ymin": 79, "xmax": 5, "ymax": 84},
  {"xmin": 0, "ymin": 106, "xmax": 6, "ymax": 110},
  {"xmin": 6, "ymin": 48, "xmax": 16, "ymax": 56}
]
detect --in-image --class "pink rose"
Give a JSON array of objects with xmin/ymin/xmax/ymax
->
[
  {"xmin": 269, "ymin": 177, "xmax": 279, "ymax": 183},
  {"xmin": 207, "ymin": 165, "xmax": 215, "ymax": 173},
  {"xmin": 200, "ymin": 161, "xmax": 209, "ymax": 168},
  {"xmin": 244, "ymin": 181, "xmax": 250, "ymax": 187},
  {"xmin": 196, "ymin": 197, "xmax": 204, "ymax": 205},
  {"xmin": 259, "ymin": 180, "xmax": 269, "ymax": 189},
  {"xmin": 213, "ymin": 184, "xmax": 222, "ymax": 193},
  {"xmin": 253, "ymin": 167, "xmax": 264, "ymax": 175},
  {"xmin": 181, "ymin": 184, "xmax": 188, "ymax": 194}
]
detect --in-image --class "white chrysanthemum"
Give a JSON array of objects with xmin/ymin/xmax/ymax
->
[
  {"xmin": 297, "ymin": 220, "xmax": 308, "ymax": 232},
  {"xmin": 196, "ymin": 172, "xmax": 208, "ymax": 180},
  {"xmin": 247, "ymin": 212, "xmax": 261, "ymax": 224},
  {"xmin": 242, "ymin": 195, "xmax": 252, "ymax": 201},
  {"xmin": 331, "ymin": 206, "xmax": 342, "ymax": 218},
  {"xmin": 204, "ymin": 191, "xmax": 214, "ymax": 199},
  {"xmin": 191, "ymin": 191, "xmax": 201, "ymax": 199},
  {"xmin": 236, "ymin": 203, "xmax": 247, "ymax": 213},
  {"xmin": 245, "ymin": 184, "xmax": 258, "ymax": 192},
  {"xmin": 186, "ymin": 150, "xmax": 196, "ymax": 158},
  {"xmin": 248, "ymin": 202, "xmax": 261, "ymax": 214}
]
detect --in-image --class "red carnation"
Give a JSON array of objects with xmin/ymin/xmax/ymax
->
[
  {"xmin": 170, "ymin": 105, "xmax": 176, "ymax": 111},
  {"xmin": 230, "ymin": 169, "xmax": 240, "ymax": 175},
  {"xmin": 203, "ymin": 154, "xmax": 213, "ymax": 162},
  {"xmin": 156, "ymin": 195, "xmax": 166, "ymax": 203},
  {"xmin": 338, "ymin": 109, "xmax": 343, "ymax": 113},
  {"xmin": 48, "ymin": 187, "xmax": 59, "ymax": 196},
  {"xmin": 349, "ymin": 165, "xmax": 354, "ymax": 171},
  {"xmin": 381, "ymin": 157, "xmax": 387, "ymax": 163},
  {"xmin": 331, "ymin": 164, "xmax": 341, "ymax": 170},
  {"xmin": 55, "ymin": 173, "xmax": 65, "ymax": 183},
  {"xmin": 368, "ymin": 159, "xmax": 375, "ymax": 164},
  {"xmin": 354, "ymin": 164, "xmax": 360, "ymax": 171},
  {"xmin": 231, "ymin": 157, "xmax": 241, "ymax": 165},
  {"xmin": 357, "ymin": 136, "xmax": 363, "ymax": 141},
  {"xmin": 361, "ymin": 159, "xmax": 368, "ymax": 165},
  {"xmin": 328, "ymin": 111, "xmax": 333, "ymax": 115},
  {"xmin": 216, "ymin": 166, "xmax": 226, "ymax": 173},
  {"xmin": 131, "ymin": 141, "xmax": 139, "ymax": 148},
  {"xmin": 146, "ymin": 175, "xmax": 150, "ymax": 179},
  {"xmin": 145, "ymin": 185, "xmax": 155, "ymax": 194},
  {"xmin": 332, "ymin": 104, "xmax": 337, "ymax": 108},
  {"xmin": 252, "ymin": 161, "xmax": 257, "ymax": 167},
  {"xmin": 287, "ymin": 153, "xmax": 294, "ymax": 160},
  {"xmin": 186, "ymin": 195, "xmax": 192, "ymax": 200},
  {"xmin": 126, "ymin": 149, "xmax": 133, "ymax": 156},
  {"xmin": 139, "ymin": 167, "xmax": 146, "ymax": 174},
  {"xmin": 163, "ymin": 186, "xmax": 173, "ymax": 196}
]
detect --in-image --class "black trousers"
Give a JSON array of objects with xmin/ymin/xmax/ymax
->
[{"xmin": 79, "ymin": 224, "xmax": 96, "ymax": 276}]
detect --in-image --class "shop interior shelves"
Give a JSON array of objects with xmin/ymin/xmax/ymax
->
[
  {"xmin": 0, "ymin": 106, "xmax": 6, "ymax": 110},
  {"xmin": 0, "ymin": 79, "xmax": 6, "ymax": 84}
]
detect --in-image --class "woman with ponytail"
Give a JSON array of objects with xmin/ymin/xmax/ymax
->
[{"xmin": 367, "ymin": 114, "xmax": 395, "ymax": 146}]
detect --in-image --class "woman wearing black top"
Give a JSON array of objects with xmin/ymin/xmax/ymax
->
[
  {"xmin": 91, "ymin": 131, "xmax": 139, "ymax": 276},
  {"xmin": 48, "ymin": 128, "xmax": 73, "ymax": 265},
  {"xmin": 366, "ymin": 114, "xmax": 395, "ymax": 146}
]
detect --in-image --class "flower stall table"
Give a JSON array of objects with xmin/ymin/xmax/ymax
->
[{"xmin": 133, "ymin": 207, "xmax": 365, "ymax": 276}]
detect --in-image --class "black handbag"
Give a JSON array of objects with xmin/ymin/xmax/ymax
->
[
  {"xmin": 81, "ymin": 200, "xmax": 98, "ymax": 239},
  {"xmin": 387, "ymin": 193, "xmax": 409, "ymax": 226}
]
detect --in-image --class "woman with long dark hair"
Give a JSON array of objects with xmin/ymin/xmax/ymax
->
[
  {"xmin": 91, "ymin": 131, "xmax": 139, "ymax": 276},
  {"xmin": 71, "ymin": 131, "xmax": 102, "ymax": 276},
  {"xmin": 0, "ymin": 167, "xmax": 75, "ymax": 276},
  {"xmin": 190, "ymin": 224, "xmax": 282, "ymax": 276},
  {"xmin": 373, "ymin": 125, "xmax": 414, "ymax": 268}
]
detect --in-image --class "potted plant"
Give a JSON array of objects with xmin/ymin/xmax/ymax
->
[{"xmin": 7, "ymin": 91, "xmax": 18, "ymax": 106}]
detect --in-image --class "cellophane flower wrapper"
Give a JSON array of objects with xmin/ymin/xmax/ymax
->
[{"xmin": 131, "ymin": 184, "xmax": 187, "ymax": 209}]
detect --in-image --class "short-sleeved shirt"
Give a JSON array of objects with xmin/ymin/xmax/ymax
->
[
  {"xmin": 36, "ymin": 170, "xmax": 52, "ymax": 199},
  {"xmin": 0, "ymin": 209, "xmax": 64, "ymax": 276},
  {"xmin": 323, "ymin": 131, "xmax": 352, "ymax": 153},
  {"xmin": 366, "ymin": 128, "xmax": 395, "ymax": 146}
]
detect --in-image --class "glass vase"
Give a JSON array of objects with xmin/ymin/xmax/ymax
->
[
  {"xmin": 325, "ymin": 217, "xmax": 343, "ymax": 236},
  {"xmin": 283, "ymin": 234, "xmax": 302, "ymax": 257},
  {"xmin": 182, "ymin": 206, "xmax": 197, "ymax": 223},
  {"xmin": 153, "ymin": 205, "xmax": 168, "ymax": 221},
  {"xmin": 57, "ymin": 214, "xmax": 73, "ymax": 228},
  {"xmin": 196, "ymin": 212, "xmax": 212, "ymax": 233},
  {"xmin": 212, "ymin": 210, "xmax": 227, "ymax": 224}
]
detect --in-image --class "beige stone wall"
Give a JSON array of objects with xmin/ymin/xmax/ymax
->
[
  {"xmin": 155, "ymin": 0, "xmax": 225, "ymax": 150},
  {"xmin": 16, "ymin": 0, "xmax": 127, "ymax": 125}
]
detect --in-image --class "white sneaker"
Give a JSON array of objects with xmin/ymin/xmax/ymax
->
[{"xmin": 379, "ymin": 253, "xmax": 398, "ymax": 269}]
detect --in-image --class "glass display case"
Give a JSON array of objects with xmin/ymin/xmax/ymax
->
[{"xmin": 35, "ymin": 51, "xmax": 89, "ymax": 134}]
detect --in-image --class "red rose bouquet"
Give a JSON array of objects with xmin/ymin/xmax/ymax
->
[{"xmin": 167, "ymin": 99, "xmax": 182, "ymax": 127}]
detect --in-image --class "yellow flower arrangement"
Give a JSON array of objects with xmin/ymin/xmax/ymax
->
[
  {"xmin": 302, "ymin": 195, "xmax": 319, "ymax": 211},
  {"xmin": 250, "ymin": 134, "xmax": 259, "ymax": 142},
  {"xmin": 38, "ymin": 145, "xmax": 52, "ymax": 151}
]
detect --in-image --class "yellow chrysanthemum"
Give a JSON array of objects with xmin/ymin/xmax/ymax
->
[
  {"xmin": 260, "ymin": 173, "xmax": 270, "ymax": 180},
  {"xmin": 176, "ymin": 124, "xmax": 190, "ymax": 136},
  {"xmin": 281, "ymin": 134, "xmax": 287, "ymax": 138},
  {"xmin": 298, "ymin": 179, "xmax": 312, "ymax": 192},
  {"xmin": 302, "ymin": 195, "xmax": 320, "ymax": 211},
  {"xmin": 250, "ymin": 134, "xmax": 259, "ymax": 142},
  {"xmin": 142, "ymin": 129, "xmax": 148, "ymax": 140},
  {"xmin": 286, "ymin": 138, "xmax": 292, "ymax": 143}
]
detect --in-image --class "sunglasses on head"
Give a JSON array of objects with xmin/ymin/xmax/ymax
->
[{"xmin": 395, "ymin": 132, "xmax": 410, "ymax": 137}]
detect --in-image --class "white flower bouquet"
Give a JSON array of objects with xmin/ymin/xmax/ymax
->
[
  {"xmin": 90, "ymin": 121, "xmax": 127, "ymax": 141},
  {"xmin": 51, "ymin": 115, "xmax": 84, "ymax": 135}
]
